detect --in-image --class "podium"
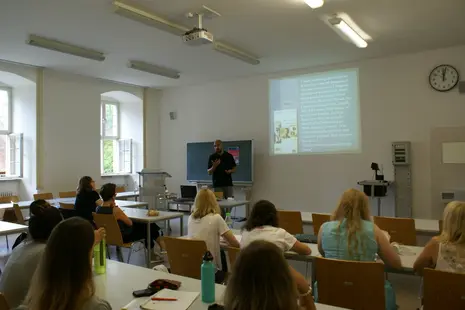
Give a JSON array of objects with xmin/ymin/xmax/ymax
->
[
  {"xmin": 138, "ymin": 169, "xmax": 171, "ymax": 212},
  {"xmin": 357, "ymin": 180, "xmax": 392, "ymax": 216}
]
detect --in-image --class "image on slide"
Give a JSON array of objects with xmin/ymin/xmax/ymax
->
[
  {"xmin": 274, "ymin": 109, "xmax": 298, "ymax": 154},
  {"xmin": 228, "ymin": 147, "xmax": 240, "ymax": 165}
]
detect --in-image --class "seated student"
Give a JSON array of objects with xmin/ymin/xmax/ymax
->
[
  {"xmin": 317, "ymin": 188, "xmax": 401, "ymax": 310},
  {"xmin": 240, "ymin": 200, "xmax": 311, "ymax": 255},
  {"xmin": 224, "ymin": 240, "xmax": 316, "ymax": 310},
  {"xmin": 19, "ymin": 217, "xmax": 111, "ymax": 310},
  {"xmin": 97, "ymin": 183, "xmax": 165, "ymax": 254},
  {"xmin": 188, "ymin": 189, "xmax": 240, "ymax": 277},
  {"xmin": 414, "ymin": 201, "xmax": 465, "ymax": 274},
  {"xmin": 0, "ymin": 200, "xmax": 63, "ymax": 308},
  {"xmin": 74, "ymin": 176, "xmax": 102, "ymax": 223}
]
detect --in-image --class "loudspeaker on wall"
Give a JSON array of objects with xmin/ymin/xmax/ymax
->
[{"xmin": 169, "ymin": 112, "xmax": 177, "ymax": 120}]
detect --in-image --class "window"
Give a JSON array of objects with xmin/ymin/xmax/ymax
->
[
  {"xmin": 101, "ymin": 99, "xmax": 132, "ymax": 174},
  {"xmin": 0, "ymin": 87, "xmax": 22, "ymax": 177}
]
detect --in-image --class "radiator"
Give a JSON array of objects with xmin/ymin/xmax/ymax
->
[{"xmin": 0, "ymin": 191, "xmax": 14, "ymax": 197}]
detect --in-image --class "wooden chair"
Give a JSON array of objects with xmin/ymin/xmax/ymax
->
[
  {"xmin": 214, "ymin": 192, "xmax": 224, "ymax": 200},
  {"xmin": 315, "ymin": 257, "xmax": 385, "ymax": 310},
  {"xmin": 58, "ymin": 191, "xmax": 76, "ymax": 198},
  {"xmin": 312, "ymin": 213, "xmax": 331, "ymax": 235},
  {"xmin": 33, "ymin": 192, "xmax": 54, "ymax": 200},
  {"xmin": 0, "ymin": 196, "xmax": 19, "ymax": 203},
  {"xmin": 116, "ymin": 186, "xmax": 125, "ymax": 193},
  {"xmin": 439, "ymin": 220, "xmax": 443, "ymax": 234},
  {"xmin": 164, "ymin": 237, "xmax": 207, "ymax": 279},
  {"xmin": 423, "ymin": 268, "xmax": 465, "ymax": 310},
  {"xmin": 373, "ymin": 216, "xmax": 417, "ymax": 245},
  {"xmin": 59, "ymin": 202, "xmax": 76, "ymax": 219},
  {"xmin": 277, "ymin": 210, "xmax": 303, "ymax": 235},
  {"xmin": 92, "ymin": 213, "xmax": 146, "ymax": 265},
  {"xmin": 226, "ymin": 247, "xmax": 240, "ymax": 271},
  {"xmin": 0, "ymin": 293, "xmax": 9, "ymax": 310}
]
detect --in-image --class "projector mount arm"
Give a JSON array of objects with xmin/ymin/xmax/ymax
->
[{"xmin": 185, "ymin": 5, "xmax": 221, "ymax": 34}]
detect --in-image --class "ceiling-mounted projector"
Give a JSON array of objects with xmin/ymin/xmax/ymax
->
[{"xmin": 182, "ymin": 27, "xmax": 213, "ymax": 46}]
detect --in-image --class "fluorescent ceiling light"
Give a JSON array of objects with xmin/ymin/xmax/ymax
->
[
  {"xmin": 113, "ymin": 0, "xmax": 188, "ymax": 36},
  {"xmin": 128, "ymin": 60, "xmax": 180, "ymax": 79},
  {"xmin": 26, "ymin": 34, "xmax": 105, "ymax": 61},
  {"xmin": 328, "ymin": 17, "xmax": 368, "ymax": 48},
  {"xmin": 213, "ymin": 41, "xmax": 260, "ymax": 65},
  {"xmin": 304, "ymin": 0, "xmax": 324, "ymax": 9}
]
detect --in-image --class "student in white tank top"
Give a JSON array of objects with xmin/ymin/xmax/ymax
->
[{"xmin": 414, "ymin": 201, "xmax": 465, "ymax": 274}]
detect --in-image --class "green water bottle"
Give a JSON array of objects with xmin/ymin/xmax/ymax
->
[
  {"xmin": 201, "ymin": 251, "xmax": 215, "ymax": 303},
  {"xmin": 93, "ymin": 239, "xmax": 106, "ymax": 274}
]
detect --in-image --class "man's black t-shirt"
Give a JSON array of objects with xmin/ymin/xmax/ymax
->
[{"xmin": 208, "ymin": 151, "xmax": 237, "ymax": 187}]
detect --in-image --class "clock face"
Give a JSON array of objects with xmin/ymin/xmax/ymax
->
[{"xmin": 429, "ymin": 65, "xmax": 460, "ymax": 92}]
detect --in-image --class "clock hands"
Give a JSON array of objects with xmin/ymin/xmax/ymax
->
[{"xmin": 442, "ymin": 67, "xmax": 446, "ymax": 81}]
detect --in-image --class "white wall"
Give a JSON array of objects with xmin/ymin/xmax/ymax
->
[
  {"xmin": 40, "ymin": 70, "xmax": 143, "ymax": 193},
  {"xmin": 157, "ymin": 44, "xmax": 465, "ymax": 219}
]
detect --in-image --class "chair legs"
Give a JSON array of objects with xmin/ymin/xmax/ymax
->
[
  {"xmin": 5, "ymin": 236, "xmax": 8, "ymax": 250},
  {"xmin": 116, "ymin": 247, "xmax": 124, "ymax": 262}
]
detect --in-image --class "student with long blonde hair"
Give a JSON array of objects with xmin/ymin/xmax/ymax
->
[
  {"xmin": 188, "ymin": 188, "xmax": 240, "ymax": 279},
  {"xmin": 317, "ymin": 188, "xmax": 401, "ymax": 310},
  {"xmin": 414, "ymin": 201, "xmax": 465, "ymax": 274},
  {"xmin": 224, "ymin": 240, "xmax": 316, "ymax": 310}
]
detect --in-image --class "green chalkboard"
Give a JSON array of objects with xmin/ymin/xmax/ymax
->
[{"xmin": 187, "ymin": 140, "xmax": 253, "ymax": 183}]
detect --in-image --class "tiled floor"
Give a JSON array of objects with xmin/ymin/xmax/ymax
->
[{"xmin": 0, "ymin": 215, "xmax": 422, "ymax": 309}]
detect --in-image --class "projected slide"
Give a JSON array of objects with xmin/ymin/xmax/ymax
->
[{"xmin": 269, "ymin": 69, "xmax": 360, "ymax": 155}]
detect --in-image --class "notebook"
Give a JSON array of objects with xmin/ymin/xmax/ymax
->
[{"xmin": 140, "ymin": 289, "xmax": 200, "ymax": 310}]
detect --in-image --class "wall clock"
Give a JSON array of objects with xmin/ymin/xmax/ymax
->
[{"xmin": 429, "ymin": 64, "xmax": 460, "ymax": 92}]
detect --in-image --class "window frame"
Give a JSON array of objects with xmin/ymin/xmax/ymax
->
[
  {"xmin": 100, "ymin": 98, "xmax": 132, "ymax": 175},
  {"xmin": 0, "ymin": 86, "xmax": 12, "ymax": 135}
]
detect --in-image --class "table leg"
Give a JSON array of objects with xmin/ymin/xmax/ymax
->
[
  {"xmin": 377, "ymin": 197, "xmax": 381, "ymax": 216},
  {"xmin": 147, "ymin": 222, "xmax": 151, "ymax": 267},
  {"xmin": 180, "ymin": 215, "xmax": 184, "ymax": 236}
]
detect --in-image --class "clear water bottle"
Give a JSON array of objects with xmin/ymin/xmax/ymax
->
[
  {"xmin": 225, "ymin": 212, "xmax": 233, "ymax": 229},
  {"xmin": 201, "ymin": 251, "xmax": 215, "ymax": 303}
]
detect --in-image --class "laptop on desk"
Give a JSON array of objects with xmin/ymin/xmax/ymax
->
[{"xmin": 174, "ymin": 185, "xmax": 197, "ymax": 203}]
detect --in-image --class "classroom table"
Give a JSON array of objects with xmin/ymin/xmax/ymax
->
[
  {"xmin": 116, "ymin": 191, "xmax": 139, "ymax": 200},
  {"xmin": 0, "ymin": 221, "xmax": 28, "ymax": 236},
  {"xmin": 0, "ymin": 198, "xmax": 148, "ymax": 210},
  {"xmin": 300, "ymin": 211, "xmax": 440, "ymax": 235},
  {"xmin": 168, "ymin": 199, "xmax": 250, "ymax": 215},
  {"xmin": 95, "ymin": 259, "xmax": 348, "ymax": 310},
  {"xmin": 120, "ymin": 207, "xmax": 184, "ymax": 267}
]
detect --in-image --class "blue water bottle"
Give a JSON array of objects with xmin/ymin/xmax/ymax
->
[{"xmin": 201, "ymin": 251, "xmax": 215, "ymax": 303}]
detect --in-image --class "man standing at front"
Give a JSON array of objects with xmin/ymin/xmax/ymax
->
[{"xmin": 208, "ymin": 140, "xmax": 236, "ymax": 198}]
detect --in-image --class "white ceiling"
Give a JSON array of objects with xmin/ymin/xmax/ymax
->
[{"xmin": 0, "ymin": 0, "xmax": 464, "ymax": 88}]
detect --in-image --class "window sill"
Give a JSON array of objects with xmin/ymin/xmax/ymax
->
[
  {"xmin": 101, "ymin": 174, "xmax": 133, "ymax": 177},
  {"xmin": 0, "ymin": 177, "xmax": 21, "ymax": 181}
]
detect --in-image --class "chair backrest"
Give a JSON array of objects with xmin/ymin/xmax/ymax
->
[
  {"xmin": 58, "ymin": 191, "xmax": 76, "ymax": 198},
  {"xmin": 13, "ymin": 204, "xmax": 25, "ymax": 225},
  {"xmin": 59, "ymin": 202, "xmax": 74, "ymax": 210},
  {"xmin": 33, "ymin": 192, "xmax": 54, "ymax": 200},
  {"xmin": 116, "ymin": 186, "xmax": 125, "ymax": 193},
  {"xmin": 0, "ymin": 196, "xmax": 19, "ymax": 203},
  {"xmin": 373, "ymin": 216, "xmax": 417, "ymax": 245},
  {"xmin": 439, "ymin": 220, "xmax": 443, "ymax": 234},
  {"xmin": 0, "ymin": 293, "xmax": 10, "ymax": 310},
  {"xmin": 164, "ymin": 237, "xmax": 207, "ymax": 279},
  {"xmin": 312, "ymin": 213, "xmax": 331, "ymax": 235},
  {"xmin": 423, "ymin": 268, "xmax": 465, "ymax": 310},
  {"xmin": 315, "ymin": 257, "xmax": 385, "ymax": 310},
  {"xmin": 226, "ymin": 247, "xmax": 240, "ymax": 271},
  {"xmin": 92, "ymin": 212, "xmax": 124, "ymax": 246},
  {"xmin": 277, "ymin": 210, "xmax": 303, "ymax": 235},
  {"xmin": 214, "ymin": 192, "xmax": 224, "ymax": 199}
]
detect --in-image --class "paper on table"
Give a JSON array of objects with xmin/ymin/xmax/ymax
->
[{"xmin": 140, "ymin": 289, "xmax": 200, "ymax": 310}]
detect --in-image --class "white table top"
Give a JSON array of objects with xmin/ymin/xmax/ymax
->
[
  {"xmin": 230, "ymin": 233, "xmax": 420, "ymax": 272},
  {"xmin": 0, "ymin": 199, "xmax": 148, "ymax": 210},
  {"xmin": 0, "ymin": 221, "xmax": 28, "ymax": 236},
  {"xmin": 300, "ymin": 211, "xmax": 440, "ymax": 235},
  {"xmin": 95, "ymin": 260, "xmax": 347, "ymax": 310},
  {"xmin": 116, "ymin": 191, "xmax": 139, "ymax": 199},
  {"xmin": 120, "ymin": 208, "xmax": 183, "ymax": 223}
]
